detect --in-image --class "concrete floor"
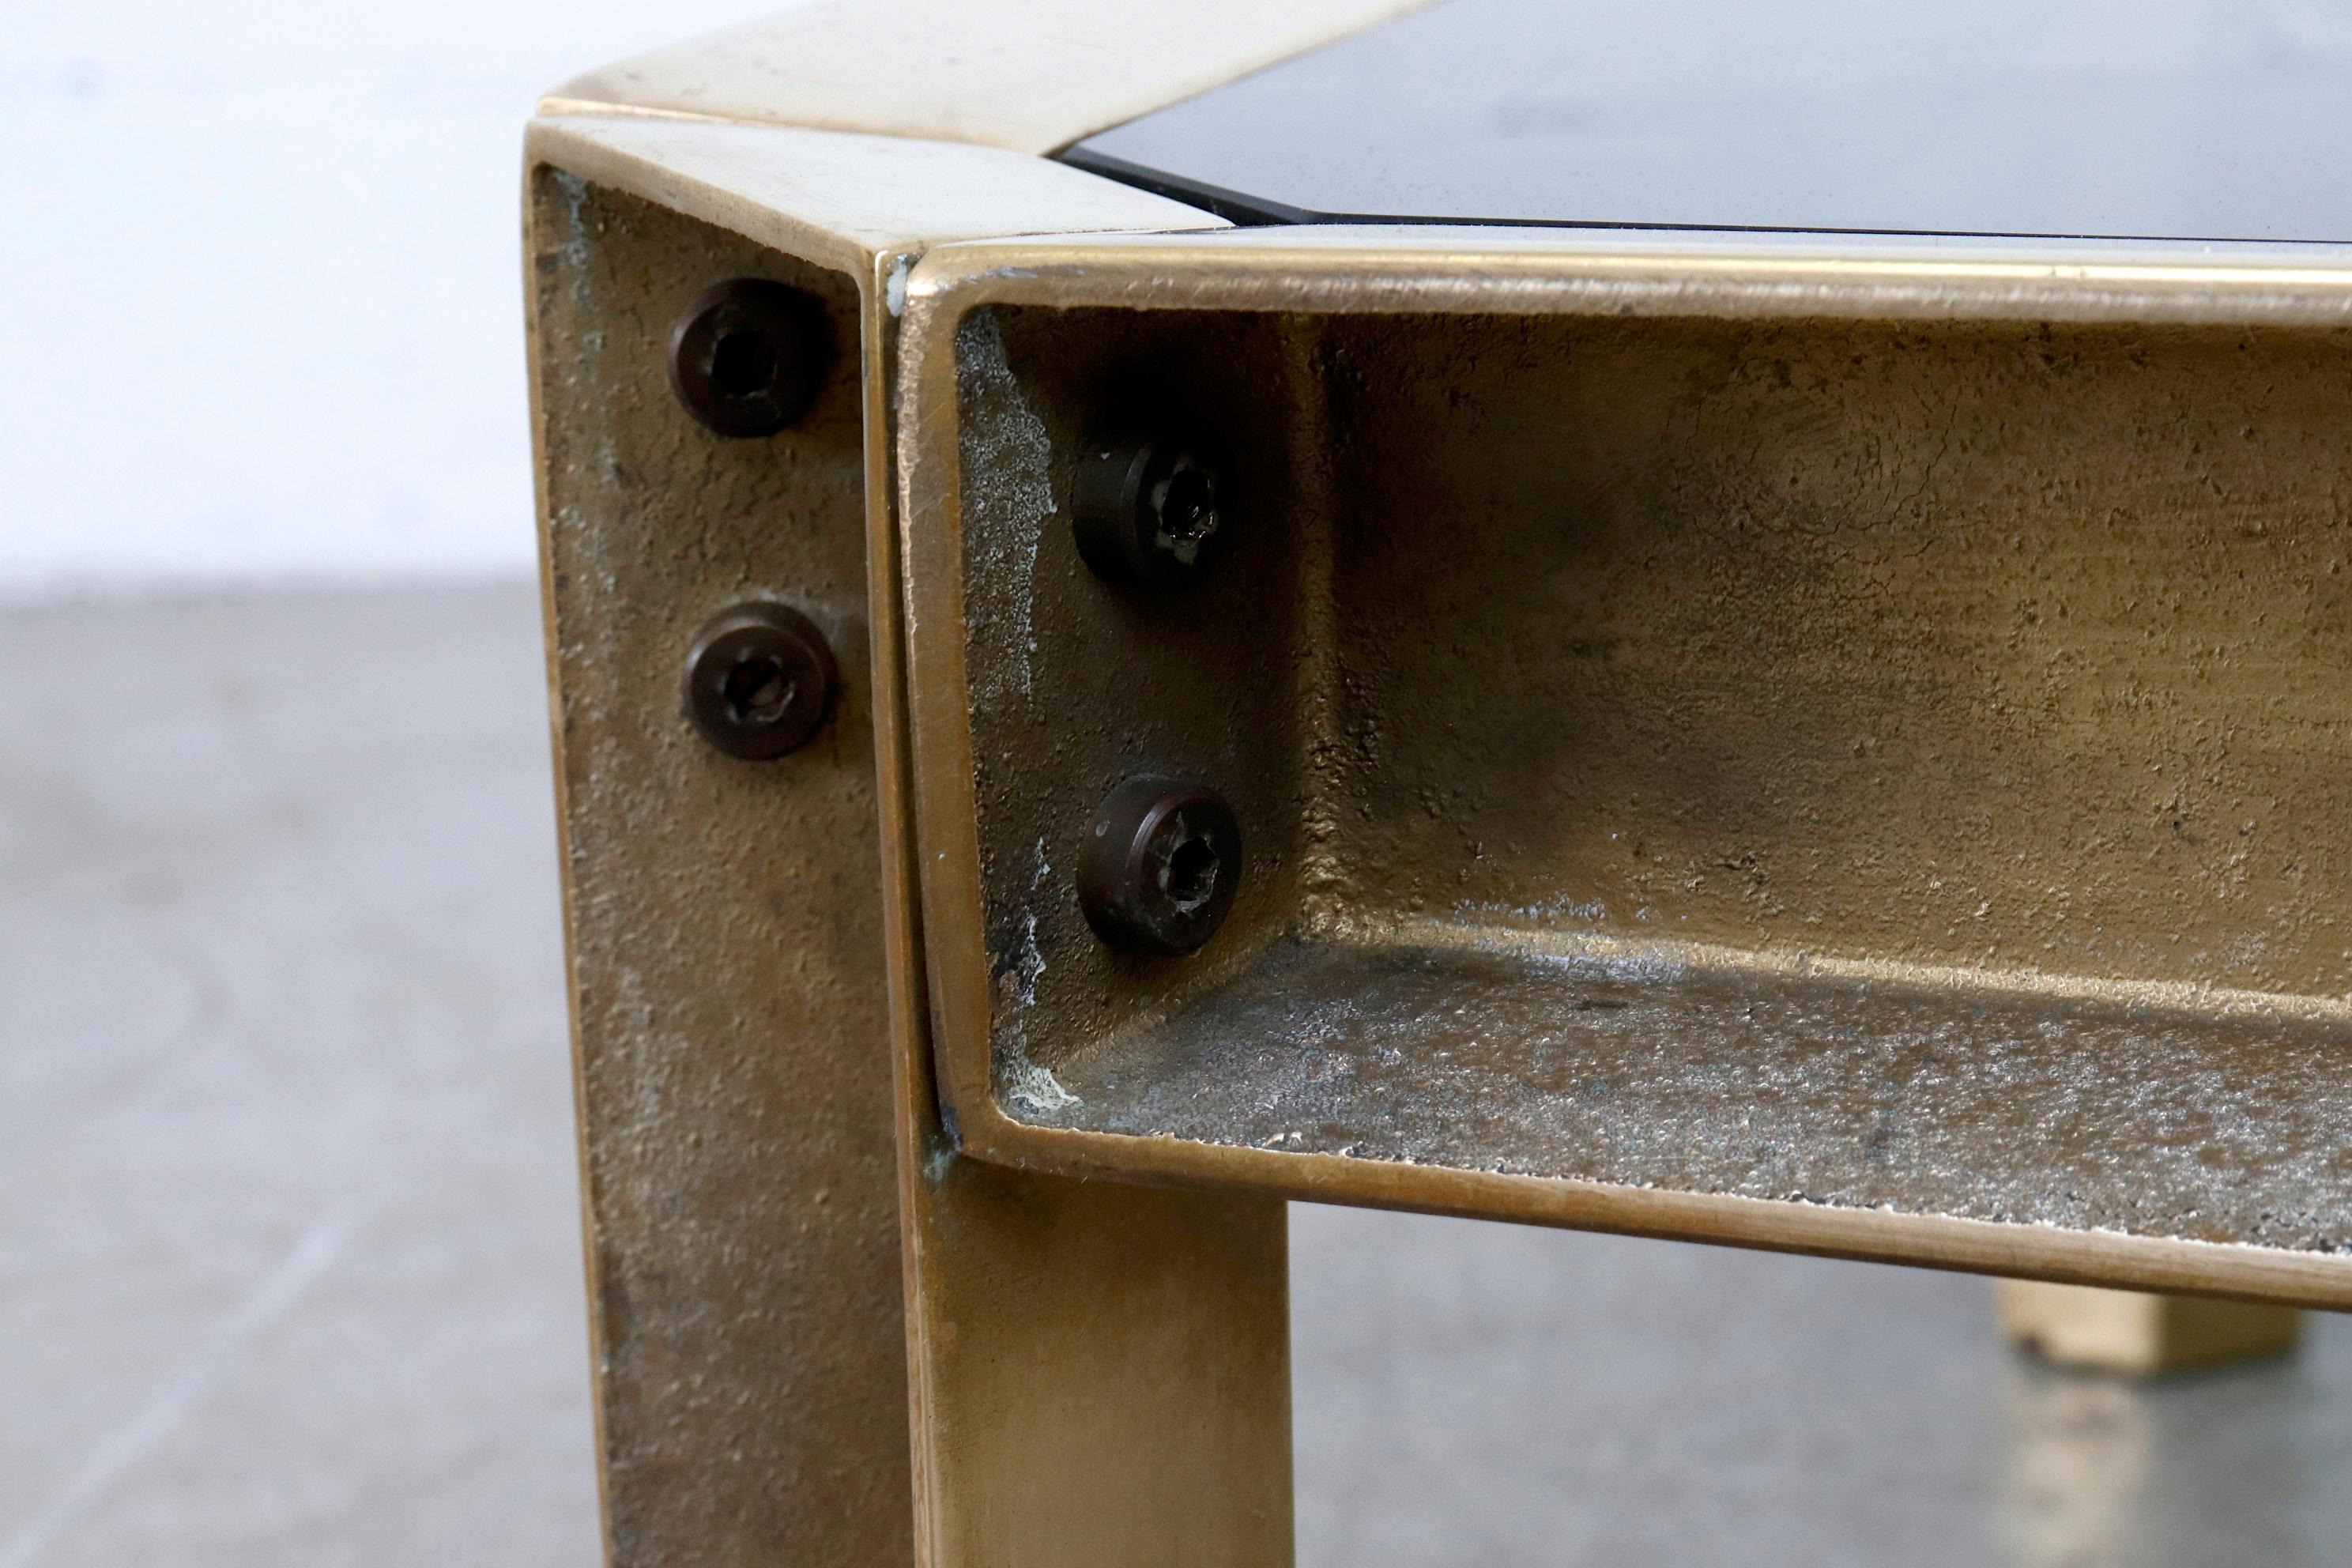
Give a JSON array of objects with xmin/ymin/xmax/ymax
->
[{"xmin": 5, "ymin": 582, "xmax": 2350, "ymax": 1567}]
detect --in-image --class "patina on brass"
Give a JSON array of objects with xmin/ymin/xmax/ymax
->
[
  {"xmin": 898, "ymin": 233, "xmax": 2352, "ymax": 1308},
  {"xmin": 530, "ymin": 171, "xmax": 911, "ymax": 1566},
  {"xmin": 530, "ymin": 3, "xmax": 2352, "ymax": 1559},
  {"xmin": 526, "ymin": 111, "xmax": 1293, "ymax": 1568}
]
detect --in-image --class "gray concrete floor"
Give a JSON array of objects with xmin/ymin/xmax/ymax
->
[{"xmin": 5, "ymin": 582, "xmax": 2350, "ymax": 1567}]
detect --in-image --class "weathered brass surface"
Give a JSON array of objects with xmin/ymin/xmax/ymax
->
[
  {"xmin": 1055, "ymin": 941, "xmax": 2352, "ymax": 1248},
  {"xmin": 533, "ymin": 8, "xmax": 2352, "ymax": 1552},
  {"xmin": 899, "ymin": 234, "xmax": 2352, "ymax": 1306},
  {"xmin": 528, "ymin": 113, "xmax": 1293, "ymax": 1567},
  {"xmin": 530, "ymin": 172, "xmax": 913, "ymax": 1566}
]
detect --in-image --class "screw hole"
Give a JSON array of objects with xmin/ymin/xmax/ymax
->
[
  {"xmin": 1164, "ymin": 834, "xmax": 1220, "ymax": 912},
  {"xmin": 1152, "ymin": 464, "xmax": 1219, "ymax": 556},
  {"xmin": 722, "ymin": 654, "xmax": 795, "ymax": 725},
  {"xmin": 709, "ymin": 326, "xmax": 779, "ymax": 399}
]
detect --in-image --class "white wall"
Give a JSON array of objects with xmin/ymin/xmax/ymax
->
[{"xmin": 1, "ymin": 0, "xmax": 793, "ymax": 598}]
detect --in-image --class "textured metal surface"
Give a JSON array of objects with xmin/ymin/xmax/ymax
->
[
  {"xmin": 897, "ymin": 229, "xmax": 2352, "ymax": 1302},
  {"xmin": 530, "ymin": 173, "xmax": 914, "ymax": 1566},
  {"xmin": 1070, "ymin": 0, "xmax": 2352, "ymax": 240},
  {"xmin": 942, "ymin": 305, "xmax": 1321, "ymax": 1120},
  {"xmin": 1046, "ymin": 938, "xmax": 2352, "ymax": 1251},
  {"xmin": 528, "ymin": 115, "xmax": 1295, "ymax": 1567},
  {"xmin": 1316, "ymin": 308, "xmax": 2352, "ymax": 1001}
]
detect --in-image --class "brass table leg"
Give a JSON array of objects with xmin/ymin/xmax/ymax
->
[
  {"xmin": 531, "ymin": 162, "xmax": 1291, "ymax": 1567},
  {"xmin": 1997, "ymin": 1281, "xmax": 2301, "ymax": 1375}
]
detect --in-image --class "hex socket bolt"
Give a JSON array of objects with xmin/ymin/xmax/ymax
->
[
  {"xmin": 668, "ymin": 278, "xmax": 830, "ymax": 437},
  {"xmin": 1072, "ymin": 431, "xmax": 1229, "ymax": 590},
  {"xmin": 1076, "ymin": 777, "xmax": 1244, "ymax": 955},
  {"xmin": 680, "ymin": 602, "xmax": 837, "ymax": 760}
]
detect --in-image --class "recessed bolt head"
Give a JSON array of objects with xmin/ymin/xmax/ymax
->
[
  {"xmin": 668, "ymin": 279, "xmax": 830, "ymax": 437},
  {"xmin": 1076, "ymin": 776, "xmax": 1244, "ymax": 955},
  {"xmin": 1072, "ymin": 432, "xmax": 1229, "ymax": 590},
  {"xmin": 681, "ymin": 602, "xmax": 837, "ymax": 760}
]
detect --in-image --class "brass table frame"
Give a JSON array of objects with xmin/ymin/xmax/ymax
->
[{"xmin": 526, "ymin": 6, "xmax": 2352, "ymax": 1561}]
